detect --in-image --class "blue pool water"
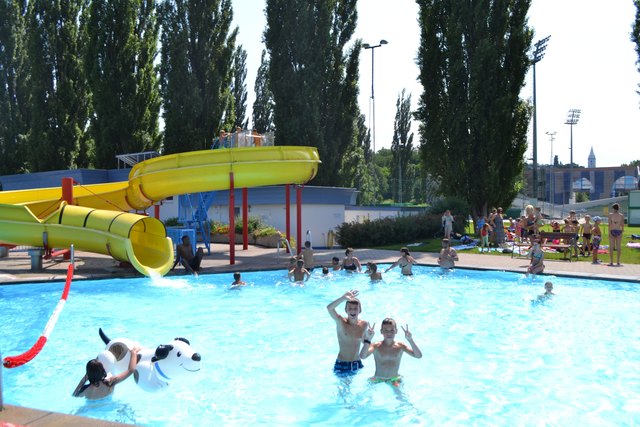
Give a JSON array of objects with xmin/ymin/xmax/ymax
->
[{"xmin": 1, "ymin": 266, "xmax": 640, "ymax": 426}]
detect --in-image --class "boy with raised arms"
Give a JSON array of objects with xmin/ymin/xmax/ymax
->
[
  {"xmin": 327, "ymin": 290, "xmax": 368, "ymax": 376},
  {"xmin": 359, "ymin": 318, "xmax": 422, "ymax": 386}
]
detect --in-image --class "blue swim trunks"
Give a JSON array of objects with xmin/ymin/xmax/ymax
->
[{"xmin": 333, "ymin": 359, "xmax": 363, "ymax": 376}]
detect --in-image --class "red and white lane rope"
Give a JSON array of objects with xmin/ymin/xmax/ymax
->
[{"xmin": 3, "ymin": 252, "xmax": 74, "ymax": 369}]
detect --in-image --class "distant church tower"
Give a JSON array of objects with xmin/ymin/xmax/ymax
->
[{"xmin": 588, "ymin": 147, "xmax": 596, "ymax": 168}]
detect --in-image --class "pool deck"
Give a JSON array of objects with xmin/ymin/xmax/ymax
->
[{"xmin": 1, "ymin": 243, "xmax": 638, "ymax": 426}]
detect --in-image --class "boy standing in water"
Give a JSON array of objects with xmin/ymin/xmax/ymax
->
[
  {"xmin": 359, "ymin": 318, "xmax": 422, "ymax": 386},
  {"xmin": 327, "ymin": 290, "xmax": 368, "ymax": 376}
]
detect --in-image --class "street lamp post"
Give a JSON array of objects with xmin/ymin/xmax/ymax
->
[
  {"xmin": 565, "ymin": 109, "xmax": 581, "ymax": 204},
  {"xmin": 531, "ymin": 36, "xmax": 550, "ymax": 199},
  {"xmin": 546, "ymin": 131, "xmax": 556, "ymax": 208},
  {"xmin": 363, "ymin": 39, "xmax": 388, "ymax": 157}
]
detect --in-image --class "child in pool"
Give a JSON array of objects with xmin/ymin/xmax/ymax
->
[{"xmin": 359, "ymin": 318, "xmax": 422, "ymax": 386}]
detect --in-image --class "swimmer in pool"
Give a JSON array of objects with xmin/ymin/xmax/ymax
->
[
  {"xmin": 327, "ymin": 290, "xmax": 368, "ymax": 376},
  {"xmin": 385, "ymin": 247, "xmax": 417, "ymax": 275},
  {"xmin": 608, "ymin": 203, "xmax": 624, "ymax": 266},
  {"xmin": 365, "ymin": 262, "xmax": 383, "ymax": 281},
  {"xmin": 342, "ymin": 248, "xmax": 362, "ymax": 272},
  {"xmin": 230, "ymin": 272, "xmax": 247, "ymax": 289},
  {"xmin": 359, "ymin": 318, "xmax": 422, "ymax": 386},
  {"xmin": 288, "ymin": 259, "xmax": 310, "ymax": 282},
  {"xmin": 536, "ymin": 281, "xmax": 555, "ymax": 301},
  {"xmin": 73, "ymin": 346, "xmax": 140, "ymax": 400}
]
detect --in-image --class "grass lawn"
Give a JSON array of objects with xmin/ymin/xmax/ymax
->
[{"xmin": 378, "ymin": 223, "xmax": 640, "ymax": 265}]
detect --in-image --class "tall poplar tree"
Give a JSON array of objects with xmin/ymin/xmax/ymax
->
[
  {"xmin": 264, "ymin": 0, "xmax": 360, "ymax": 186},
  {"xmin": 252, "ymin": 49, "xmax": 274, "ymax": 133},
  {"xmin": 415, "ymin": 0, "xmax": 533, "ymax": 218},
  {"xmin": 159, "ymin": 0, "xmax": 237, "ymax": 153},
  {"xmin": 0, "ymin": 0, "xmax": 29, "ymax": 175},
  {"xmin": 232, "ymin": 44, "xmax": 248, "ymax": 129},
  {"xmin": 391, "ymin": 89, "xmax": 414, "ymax": 203},
  {"xmin": 632, "ymin": 0, "xmax": 640, "ymax": 96},
  {"xmin": 26, "ymin": 0, "xmax": 90, "ymax": 171},
  {"xmin": 84, "ymin": 0, "xmax": 161, "ymax": 168}
]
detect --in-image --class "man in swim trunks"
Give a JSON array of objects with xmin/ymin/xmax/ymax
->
[
  {"xmin": 173, "ymin": 235, "xmax": 204, "ymax": 276},
  {"xmin": 437, "ymin": 239, "xmax": 458, "ymax": 269},
  {"xmin": 608, "ymin": 203, "xmax": 624, "ymax": 266},
  {"xmin": 359, "ymin": 318, "xmax": 422, "ymax": 386},
  {"xmin": 327, "ymin": 290, "xmax": 368, "ymax": 376}
]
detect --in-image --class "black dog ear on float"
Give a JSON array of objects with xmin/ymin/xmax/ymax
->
[
  {"xmin": 151, "ymin": 344, "xmax": 174, "ymax": 362},
  {"xmin": 174, "ymin": 337, "xmax": 190, "ymax": 345}
]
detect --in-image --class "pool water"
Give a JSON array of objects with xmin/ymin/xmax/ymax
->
[{"xmin": 1, "ymin": 267, "xmax": 640, "ymax": 426}]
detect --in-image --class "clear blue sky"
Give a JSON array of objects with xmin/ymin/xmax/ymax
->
[{"xmin": 233, "ymin": 0, "xmax": 640, "ymax": 168}]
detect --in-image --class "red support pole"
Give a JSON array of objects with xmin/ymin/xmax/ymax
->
[
  {"xmin": 154, "ymin": 204, "xmax": 160, "ymax": 219},
  {"xmin": 229, "ymin": 172, "xmax": 235, "ymax": 265},
  {"xmin": 242, "ymin": 188, "xmax": 248, "ymax": 250},
  {"xmin": 61, "ymin": 177, "xmax": 74, "ymax": 204},
  {"xmin": 285, "ymin": 184, "xmax": 291, "ymax": 253},
  {"xmin": 296, "ymin": 185, "xmax": 303, "ymax": 254}
]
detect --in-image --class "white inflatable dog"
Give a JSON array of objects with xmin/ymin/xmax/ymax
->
[{"xmin": 97, "ymin": 328, "xmax": 202, "ymax": 392}]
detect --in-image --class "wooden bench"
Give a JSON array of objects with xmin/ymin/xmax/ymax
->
[
  {"xmin": 538, "ymin": 232, "xmax": 579, "ymax": 261},
  {"xmin": 511, "ymin": 232, "xmax": 579, "ymax": 261}
]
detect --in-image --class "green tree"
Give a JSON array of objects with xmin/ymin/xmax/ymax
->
[
  {"xmin": 264, "ymin": 0, "xmax": 360, "ymax": 186},
  {"xmin": 159, "ymin": 0, "xmax": 237, "ymax": 153},
  {"xmin": 391, "ymin": 89, "xmax": 414, "ymax": 203},
  {"xmin": 84, "ymin": 0, "xmax": 161, "ymax": 168},
  {"xmin": 252, "ymin": 49, "xmax": 274, "ymax": 133},
  {"xmin": 0, "ymin": 0, "xmax": 29, "ymax": 175},
  {"xmin": 232, "ymin": 44, "xmax": 248, "ymax": 129},
  {"xmin": 340, "ymin": 113, "xmax": 380, "ymax": 205},
  {"xmin": 632, "ymin": 0, "xmax": 640, "ymax": 95},
  {"xmin": 25, "ymin": 0, "xmax": 90, "ymax": 171},
  {"xmin": 415, "ymin": 0, "xmax": 533, "ymax": 219}
]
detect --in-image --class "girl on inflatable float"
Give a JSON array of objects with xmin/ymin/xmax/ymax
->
[{"xmin": 72, "ymin": 346, "xmax": 140, "ymax": 400}]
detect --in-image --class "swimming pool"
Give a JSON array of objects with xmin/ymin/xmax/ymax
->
[{"xmin": 1, "ymin": 267, "xmax": 640, "ymax": 426}]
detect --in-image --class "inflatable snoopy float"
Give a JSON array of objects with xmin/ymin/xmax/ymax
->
[{"xmin": 97, "ymin": 328, "xmax": 201, "ymax": 392}]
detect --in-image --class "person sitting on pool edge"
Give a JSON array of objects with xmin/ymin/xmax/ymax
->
[
  {"xmin": 526, "ymin": 240, "xmax": 545, "ymax": 277},
  {"xmin": 359, "ymin": 318, "xmax": 422, "ymax": 387},
  {"xmin": 327, "ymin": 290, "xmax": 368, "ymax": 376},
  {"xmin": 172, "ymin": 235, "xmax": 204, "ymax": 277},
  {"xmin": 437, "ymin": 239, "xmax": 458, "ymax": 269},
  {"xmin": 385, "ymin": 247, "xmax": 417, "ymax": 275},
  {"xmin": 73, "ymin": 346, "xmax": 140, "ymax": 400}
]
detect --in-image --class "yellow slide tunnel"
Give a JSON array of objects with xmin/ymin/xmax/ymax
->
[{"xmin": 0, "ymin": 202, "xmax": 173, "ymax": 277}]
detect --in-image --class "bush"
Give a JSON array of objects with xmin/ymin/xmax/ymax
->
[
  {"xmin": 427, "ymin": 196, "xmax": 470, "ymax": 217},
  {"xmin": 335, "ymin": 212, "xmax": 465, "ymax": 248},
  {"xmin": 164, "ymin": 217, "xmax": 180, "ymax": 227}
]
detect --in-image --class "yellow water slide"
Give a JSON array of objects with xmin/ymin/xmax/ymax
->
[{"xmin": 0, "ymin": 147, "xmax": 320, "ymax": 276}]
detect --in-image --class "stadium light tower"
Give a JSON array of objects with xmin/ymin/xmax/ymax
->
[
  {"xmin": 363, "ymin": 39, "xmax": 388, "ymax": 158},
  {"xmin": 531, "ymin": 35, "xmax": 550, "ymax": 199},
  {"xmin": 565, "ymin": 109, "xmax": 581, "ymax": 203}
]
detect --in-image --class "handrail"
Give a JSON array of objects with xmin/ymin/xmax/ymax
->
[{"xmin": 276, "ymin": 237, "xmax": 293, "ymax": 259}]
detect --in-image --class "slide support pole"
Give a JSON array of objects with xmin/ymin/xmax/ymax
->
[
  {"xmin": 242, "ymin": 188, "xmax": 248, "ymax": 250},
  {"xmin": 296, "ymin": 185, "xmax": 303, "ymax": 254},
  {"xmin": 229, "ymin": 172, "xmax": 235, "ymax": 265}
]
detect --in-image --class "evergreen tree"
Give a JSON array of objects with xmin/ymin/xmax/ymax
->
[
  {"xmin": 340, "ymin": 113, "xmax": 380, "ymax": 205},
  {"xmin": 84, "ymin": 0, "xmax": 161, "ymax": 168},
  {"xmin": 232, "ymin": 44, "xmax": 248, "ymax": 129},
  {"xmin": 633, "ymin": 1, "xmax": 640, "ymax": 96},
  {"xmin": 25, "ymin": 0, "xmax": 90, "ymax": 171},
  {"xmin": 0, "ymin": 0, "xmax": 29, "ymax": 175},
  {"xmin": 252, "ymin": 49, "xmax": 274, "ymax": 133},
  {"xmin": 391, "ymin": 89, "xmax": 414, "ymax": 203},
  {"xmin": 159, "ymin": 0, "xmax": 237, "ymax": 153},
  {"xmin": 264, "ymin": 0, "xmax": 360, "ymax": 186},
  {"xmin": 415, "ymin": 0, "xmax": 533, "ymax": 219}
]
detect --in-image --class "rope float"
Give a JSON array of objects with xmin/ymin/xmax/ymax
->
[{"xmin": 3, "ymin": 246, "xmax": 75, "ymax": 368}]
